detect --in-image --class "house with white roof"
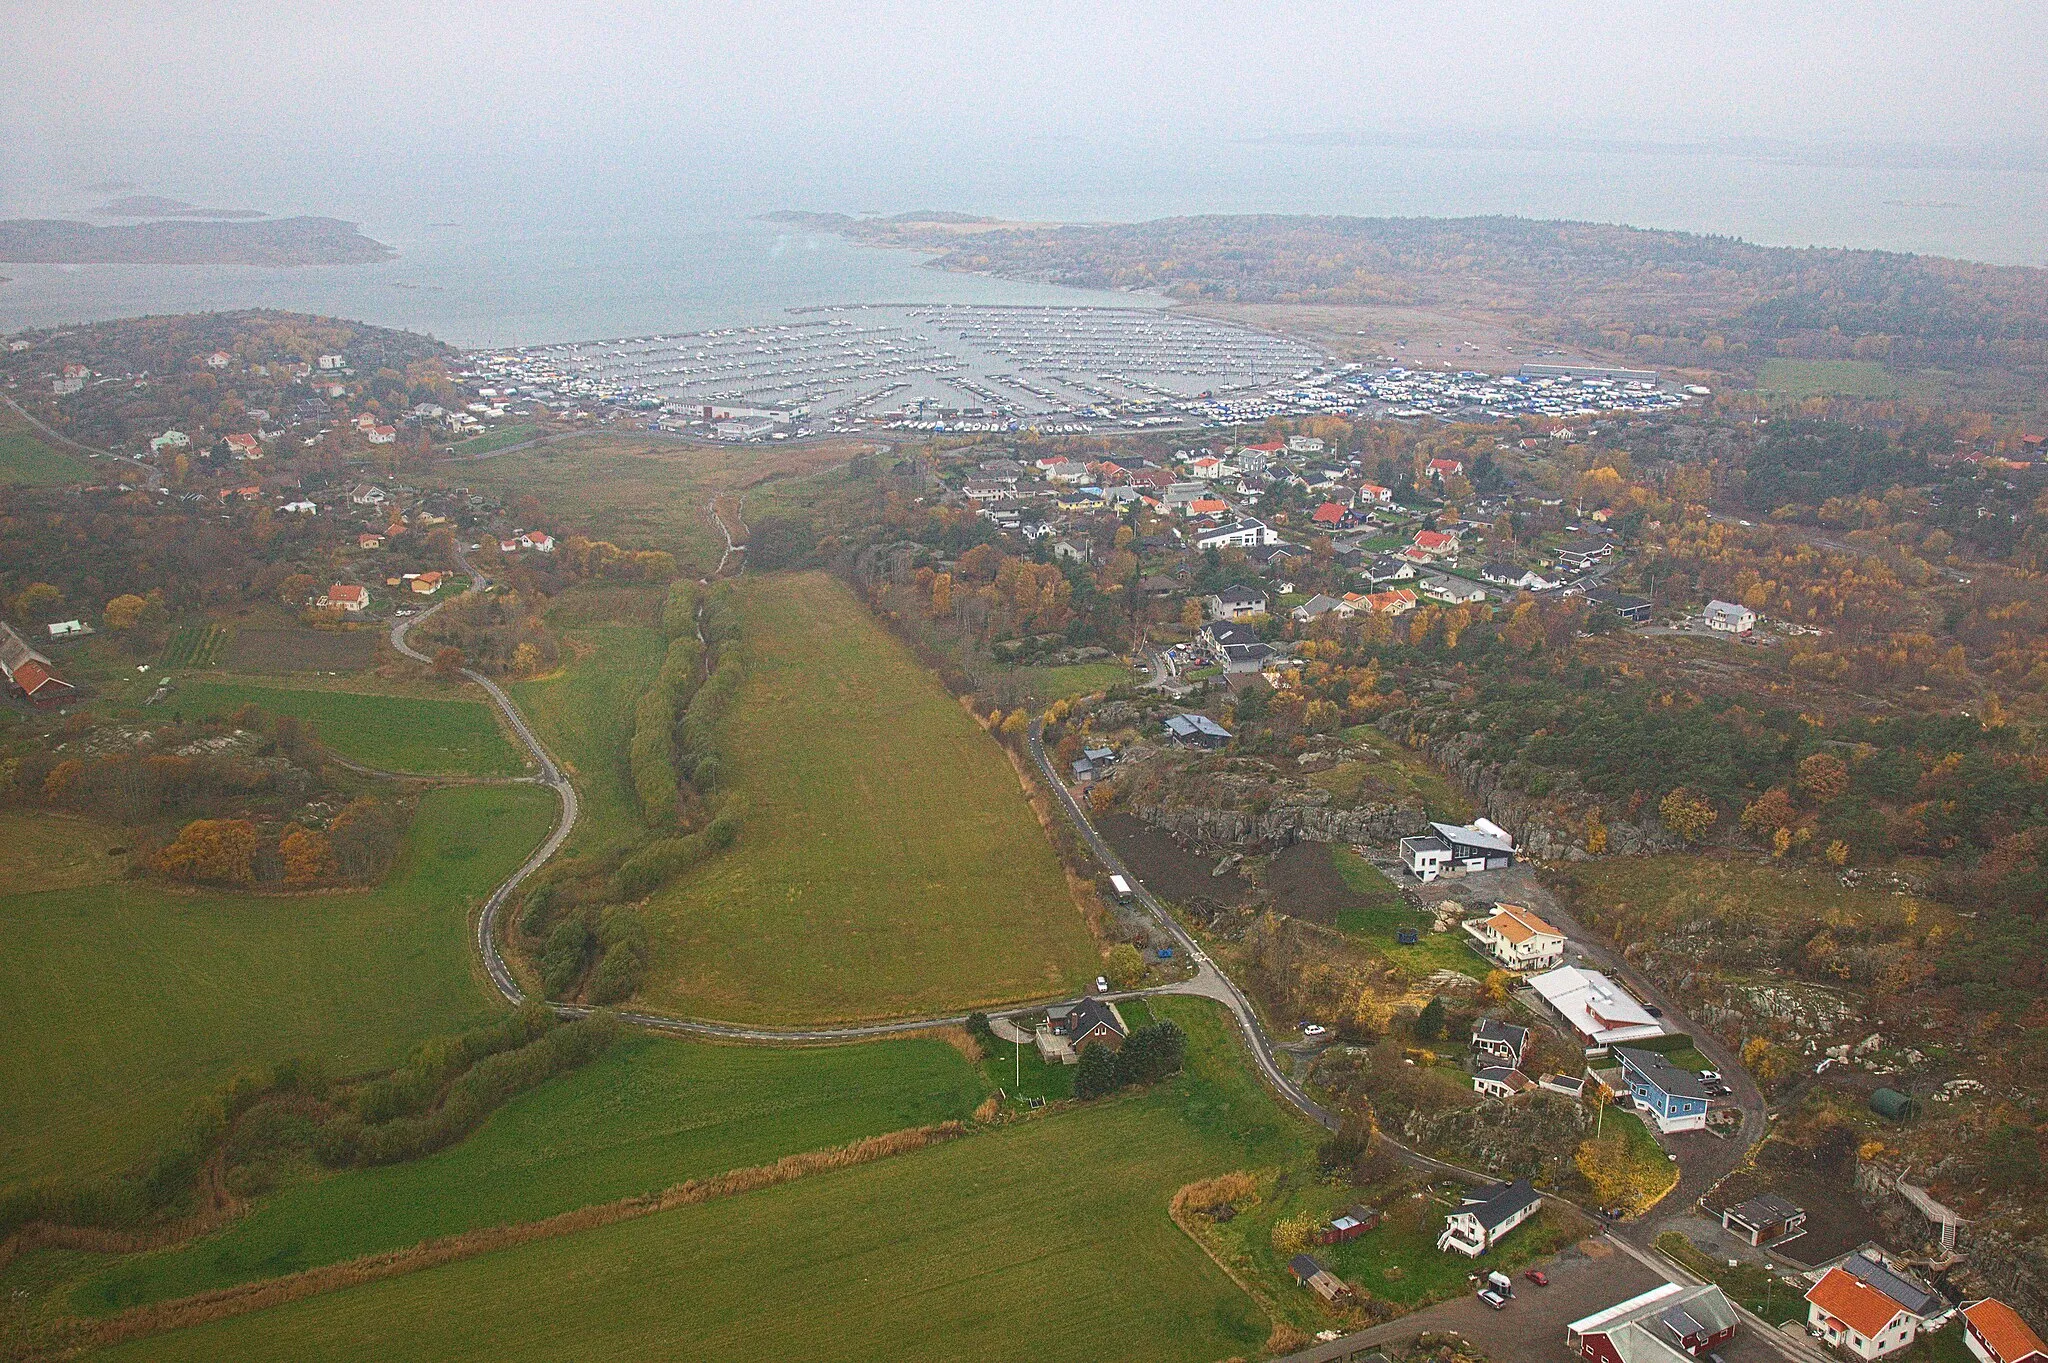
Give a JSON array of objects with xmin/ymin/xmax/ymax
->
[{"xmin": 1526, "ymin": 966, "xmax": 1665, "ymax": 1048}]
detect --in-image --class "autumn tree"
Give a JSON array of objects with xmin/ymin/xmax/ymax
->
[
  {"xmin": 1739, "ymin": 788, "xmax": 1799, "ymax": 844},
  {"xmin": 1742, "ymin": 1034, "xmax": 1788, "ymax": 1084},
  {"xmin": 1583, "ymin": 807, "xmax": 1608, "ymax": 855},
  {"xmin": 280, "ymin": 827, "xmax": 337, "ymax": 885},
  {"xmin": 433, "ymin": 646, "xmax": 465, "ymax": 679},
  {"xmin": 156, "ymin": 818, "xmax": 259, "ymax": 884},
  {"xmin": 1659, "ymin": 788, "xmax": 1718, "ymax": 844},
  {"xmin": 1105, "ymin": 942, "xmax": 1146, "ymax": 989},
  {"xmin": 104, "ymin": 594, "xmax": 147, "ymax": 631},
  {"xmin": 1797, "ymin": 752, "xmax": 1850, "ymax": 802}
]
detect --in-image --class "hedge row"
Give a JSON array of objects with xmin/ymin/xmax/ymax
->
[
  {"xmin": 348, "ymin": 1005, "xmax": 554, "ymax": 1124},
  {"xmin": 315, "ymin": 1012, "xmax": 621, "ymax": 1168},
  {"xmin": 629, "ymin": 632, "xmax": 703, "ymax": 827}
]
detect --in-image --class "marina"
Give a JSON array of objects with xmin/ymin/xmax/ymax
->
[{"xmin": 466, "ymin": 305, "xmax": 1697, "ymax": 439}]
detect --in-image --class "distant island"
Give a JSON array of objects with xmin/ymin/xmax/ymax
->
[
  {"xmin": 0, "ymin": 216, "xmax": 395, "ymax": 267},
  {"xmin": 97, "ymin": 194, "xmax": 268, "ymax": 220}
]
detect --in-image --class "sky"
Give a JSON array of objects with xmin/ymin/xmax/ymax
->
[{"xmin": 3, "ymin": 0, "xmax": 2041, "ymax": 194}]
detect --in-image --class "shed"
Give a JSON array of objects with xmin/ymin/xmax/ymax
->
[{"xmin": 1870, "ymin": 1088, "xmax": 1918, "ymax": 1121}]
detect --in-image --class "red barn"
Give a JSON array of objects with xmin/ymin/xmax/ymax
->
[{"xmin": 1568, "ymin": 1283, "xmax": 1737, "ymax": 1363}]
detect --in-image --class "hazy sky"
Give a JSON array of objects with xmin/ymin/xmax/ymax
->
[{"xmin": 4, "ymin": 0, "xmax": 2041, "ymax": 191}]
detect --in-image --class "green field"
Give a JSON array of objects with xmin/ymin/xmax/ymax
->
[
  {"xmin": 508, "ymin": 596, "xmax": 665, "ymax": 859},
  {"xmin": 75, "ymin": 1033, "xmax": 988, "ymax": 1312},
  {"xmin": 96, "ymin": 999, "xmax": 1309, "ymax": 1363},
  {"xmin": 1757, "ymin": 359, "xmax": 1901, "ymax": 399},
  {"xmin": 174, "ymin": 680, "xmax": 524, "ymax": 776},
  {"xmin": 640, "ymin": 573, "xmax": 1099, "ymax": 1023},
  {"xmin": 159, "ymin": 624, "xmax": 230, "ymax": 669},
  {"xmin": 0, "ymin": 786, "xmax": 553, "ymax": 1194},
  {"xmin": 448, "ymin": 423, "xmax": 540, "ymax": 456},
  {"xmin": 0, "ymin": 422, "xmax": 92, "ymax": 486},
  {"xmin": 1013, "ymin": 661, "xmax": 1133, "ymax": 702}
]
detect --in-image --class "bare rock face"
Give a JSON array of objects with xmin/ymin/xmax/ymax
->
[
  {"xmin": 1137, "ymin": 798, "xmax": 1423, "ymax": 849},
  {"xmin": 1415, "ymin": 727, "xmax": 1679, "ymax": 860}
]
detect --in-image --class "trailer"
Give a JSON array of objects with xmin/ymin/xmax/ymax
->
[{"xmin": 1110, "ymin": 874, "xmax": 1133, "ymax": 904}]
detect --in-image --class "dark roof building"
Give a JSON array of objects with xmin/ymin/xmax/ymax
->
[{"xmin": 1721, "ymin": 1193, "xmax": 1806, "ymax": 1247}]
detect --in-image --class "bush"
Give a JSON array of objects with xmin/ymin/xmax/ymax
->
[
  {"xmin": 541, "ymin": 916, "xmax": 596, "ymax": 998},
  {"xmin": 1074, "ymin": 1044, "xmax": 1119, "ymax": 1099},
  {"xmin": 1105, "ymin": 943, "xmax": 1147, "ymax": 989},
  {"xmin": 586, "ymin": 904, "xmax": 651, "ymax": 1004}
]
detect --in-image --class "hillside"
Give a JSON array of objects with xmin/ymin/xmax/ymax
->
[{"xmin": 0, "ymin": 216, "xmax": 393, "ymax": 266}]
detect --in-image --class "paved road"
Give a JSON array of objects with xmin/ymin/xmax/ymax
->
[
  {"xmin": 1418, "ymin": 866, "xmax": 1768, "ymax": 1247},
  {"xmin": 389, "ymin": 553, "xmax": 579, "ymax": 1007},
  {"xmin": 2, "ymin": 392, "xmax": 162, "ymax": 487}
]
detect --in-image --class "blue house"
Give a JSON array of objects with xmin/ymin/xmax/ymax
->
[{"xmin": 1612, "ymin": 1046, "xmax": 1712, "ymax": 1133}]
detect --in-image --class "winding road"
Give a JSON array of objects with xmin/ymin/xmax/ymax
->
[{"xmin": 393, "ymin": 567, "xmax": 1757, "ymax": 1229}]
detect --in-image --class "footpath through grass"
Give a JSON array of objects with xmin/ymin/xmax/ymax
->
[
  {"xmin": 97, "ymin": 998, "xmax": 1310, "ymax": 1363},
  {"xmin": 174, "ymin": 679, "xmax": 524, "ymax": 776},
  {"xmin": 0, "ymin": 785, "xmax": 554, "ymax": 1196},
  {"xmin": 74, "ymin": 1033, "xmax": 988, "ymax": 1312},
  {"xmin": 641, "ymin": 572, "xmax": 1098, "ymax": 1024}
]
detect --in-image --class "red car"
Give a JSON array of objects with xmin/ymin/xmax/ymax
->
[{"xmin": 1524, "ymin": 1270, "xmax": 1550, "ymax": 1286}]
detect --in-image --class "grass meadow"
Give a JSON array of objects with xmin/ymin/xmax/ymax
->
[
  {"xmin": 0, "ymin": 418, "xmax": 91, "ymax": 485},
  {"xmin": 1757, "ymin": 358, "xmax": 1901, "ymax": 398},
  {"xmin": 1, "ymin": 810, "xmax": 133, "ymax": 892},
  {"xmin": 509, "ymin": 589, "xmax": 666, "ymax": 861},
  {"xmin": 173, "ymin": 679, "xmax": 524, "ymax": 776},
  {"xmin": 74, "ymin": 1034, "xmax": 988, "ymax": 1312},
  {"xmin": 0, "ymin": 785, "xmax": 553, "ymax": 1195},
  {"xmin": 640, "ymin": 572, "xmax": 1098, "ymax": 1024},
  {"xmin": 95, "ymin": 999, "xmax": 1308, "ymax": 1363}
]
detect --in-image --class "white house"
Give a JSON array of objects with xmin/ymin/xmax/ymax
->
[
  {"xmin": 150, "ymin": 429, "xmax": 190, "ymax": 454},
  {"xmin": 318, "ymin": 583, "xmax": 369, "ymax": 613},
  {"xmin": 349, "ymin": 483, "xmax": 388, "ymax": 507},
  {"xmin": 280, "ymin": 500, "xmax": 318, "ymax": 515},
  {"xmin": 1806, "ymin": 1261, "xmax": 1930, "ymax": 1360},
  {"xmin": 1473, "ymin": 1067, "xmax": 1531, "ymax": 1100},
  {"xmin": 1437, "ymin": 1179, "xmax": 1541, "ymax": 1257},
  {"xmin": 1207, "ymin": 585, "xmax": 1268, "ymax": 621},
  {"xmin": 1420, "ymin": 574, "xmax": 1488, "ymax": 605},
  {"xmin": 1705, "ymin": 599, "xmax": 1755, "ymax": 633},
  {"xmin": 519, "ymin": 531, "xmax": 556, "ymax": 553},
  {"xmin": 1195, "ymin": 519, "xmax": 1276, "ymax": 550},
  {"xmin": 317, "ymin": 353, "xmax": 346, "ymax": 370},
  {"xmin": 1463, "ymin": 903, "xmax": 1566, "ymax": 971}
]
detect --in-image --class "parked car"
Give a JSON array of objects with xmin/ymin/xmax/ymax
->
[
  {"xmin": 1524, "ymin": 1270, "xmax": 1549, "ymax": 1286},
  {"xmin": 1477, "ymin": 1288, "xmax": 1508, "ymax": 1311},
  {"xmin": 1302, "ymin": 1023, "xmax": 1329, "ymax": 1040},
  {"xmin": 1700, "ymin": 1070, "xmax": 1720, "ymax": 1082},
  {"xmin": 1095, "ymin": 976, "xmax": 1110, "ymax": 994},
  {"xmin": 1645, "ymin": 1005, "xmax": 1664, "ymax": 1017}
]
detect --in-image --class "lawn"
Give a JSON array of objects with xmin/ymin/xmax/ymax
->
[
  {"xmin": 1329, "ymin": 849, "xmax": 1484, "ymax": 982},
  {"xmin": 1656, "ymin": 1231, "xmax": 1808, "ymax": 1326},
  {"xmin": 638, "ymin": 572, "xmax": 1099, "ymax": 1024},
  {"xmin": 0, "ymin": 785, "xmax": 554, "ymax": 1196},
  {"xmin": 1012, "ymin": 660, "xmax": 1133, "ymax": 702},
  {"xmin": 73, "ymin": 1033, "xmax": 989, "ymax": 1312},
  {"xmin": 173, "ymin": 679, "xmax": 524, "ymax": 776},
  {"xmin": 0, "ymin": 421, "xmax": 92, "ymax": 485},
  {"xmin": 93, "ymin": 999, "xmax": 1314, "ymax": 1363},
  {"xmin": 447, "ymin": 423, "xmax": 540, "ymax": 456},
  {"xmin": 1756, "ymin": 359, "xmax": 1900, "ymax": 399}
]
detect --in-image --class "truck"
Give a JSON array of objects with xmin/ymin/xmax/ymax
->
[
  {"xmin": 1109, "ymin": 874, "xmax": 1133, "ymax": 904},
  {"xmin": 1486, "ymin": 1271, "xmax": 1515, "ymax": 1298}
]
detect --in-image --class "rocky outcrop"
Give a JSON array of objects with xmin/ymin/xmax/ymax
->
[
  {"xmin": 1416, "ymin": 728, "xmax": 1679, "ymax": 860},
  {"xmin": 1137, "ymin": 798, "xmax": 1422, "ymax": 849}
]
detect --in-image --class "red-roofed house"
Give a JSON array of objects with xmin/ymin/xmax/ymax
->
[
  {"xmin": 1964, "ymin": 1300, "xmax": 2048, "ymax": 1363},
  {"xmin": 1240, "ymin": 440, "xmax": 1284, "ymax": 456},
  {"xmin": 358, "ymin": 533, "xmax": 384, "ymax": 550},
  {"xmin": 1187, "ymin": 455, "xmax": 1228, "ymax": 479},
  {"xmin": 367, "ymin": 425, "xmax": 397, "ymax": 444},
  {"xmin": 319, "ymin": 583, "xmax": 369, "ymax": 613},
  {"xmin": 1185, "ymin": 498, "xmax": 1229, "ymax": 518},
  {"xmin": 1427, "ymin": 457, "xmax": 1464, "ymax": 479},
  {"xmin": 1806, "ymin": 1268, "xmax": 1919, "ymax": 1359},
  {"xmin": 409, "ymin": 571, "xmax": 446, "ymax": 595},
  {"xmin": 8, "ymin": 658, "xmax": 76, "ymax": 705},
  {"xmin": 1410, "ymin": 529, "xmax": 1460, "ymax": 560},
  {"xmin": 519, "ymin": 531, "xmax": 556, "ymax": 553},
  {"xmin": 1365, "ymin": 588, "xmax": 1419, "ymax": 616},
  {"xmin": 224, "ymin": 432, "xmax": 262, "ymax": 459},
  {"xmin": 1311, "ymin": 502, "xmax": 1350, "ymax": 528},
  {"xmin": 1357, "ymin": 483, "xmax": 1394, "ymax": 506}
]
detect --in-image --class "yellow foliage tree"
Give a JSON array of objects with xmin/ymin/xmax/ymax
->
[
  {"xmin": 1105, "ymin": 942, "xmax": 1146, "ymax": 988},
  {"xmin": 156, "ymin": 818, "xmax": 259, "ymax": 884},
  {"xmin": 103, "ymin": 594, "xmax": 148, "ymax": 631},
  {"xmin": 1796, "ymin": 752, "xmax": 1850, "ymax": 802},
  {"xmin": 1584, "ymin": 807, "xmax": 1608, "ymax": 855},
  {"xmin": 1659, "ymin": 788, "xmax": 1718, "ymax": 844},
  {"xmin": 279, "ymin": 827, "xmax": 337, "ymax": 885}
]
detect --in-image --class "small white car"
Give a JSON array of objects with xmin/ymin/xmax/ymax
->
[
  {"xmin": 1095, "ymin": 976, "xmax": 1110, "ymax": 994},
  {"xmin": 1301, "ymin": 1024, "xmax": 1329, "ymax": 1040},
  {"xmin": 1477, "ymin": 1288, "xmax": 1508, "ymax": 1310}
]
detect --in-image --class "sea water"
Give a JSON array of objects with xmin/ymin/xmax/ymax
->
[{"xmin": 2, "ymin": 135, "xmax": 2042, "ymax": 348}]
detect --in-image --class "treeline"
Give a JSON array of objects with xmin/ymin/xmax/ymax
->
[
  {"xmin": 516, "ymin": 578, "xmax": 748, "ymax": 1006},
  {"xmin": 0, "ymin": 1007, "xmax": 617, "ymax": 1240}
]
